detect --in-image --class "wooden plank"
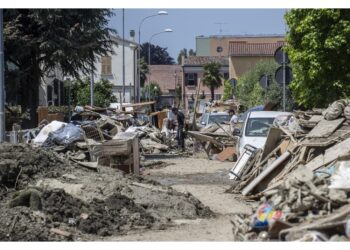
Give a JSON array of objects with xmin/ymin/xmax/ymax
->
[
  {"xmin": 278, "ymin": 139, "xmax": 291, "ymax": 155},
  {"xmin": 122, "ymin": 101, "xmax": 156, "ymax": 108},
  {"xmin": 187, "ymin": 131, "xmax": 223, "ymax": 147},
  {"xmin": 261, "ymin": 128, "xmax": 283, "ymax": 160},
  {"xmin": 301, "ymin": 130, "xmax": 350, "ymax": 147},
  {"xmin": 308, "ymin": 115, "xmax": 323, "ymax": 123},
  {"xmin": 306, "ymin": 118, "xmax": 345, "ymax": 138},
  {"xmin": 306, "ymin": 137, "xmax": 350, "ymax": 171},
  {"xmin": 50, "ymin": 228, "xmax": 72, "ymax": 237},
  {"xmin": 217, "ymin": 147, "xmax": 236, "ymax": 161},
  {"xmin": 132, "ymin": 137, "xmax": 140, "ymax": 175},
  {"xmin": 279, "ymin": 204, "xmax": 350, "ymax": 240}
]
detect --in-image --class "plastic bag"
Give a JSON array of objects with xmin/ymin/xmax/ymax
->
[
  {"xmin": 47, "ymin": 123, "xmax": 82, "ymax": 146},
  {"xmin": 33, "ymin": 121, "xmax": 66, "ymax": 144},
  {"xmin": 329, "ymin": 161, "xmax": 350, "ymax": 191},
  {"xmin": 323, "ymin": 99, "xmax": 348, "ymax": 121},
  {"xmin": 344, "ymin": 105, "xmax": 350, "ymax": 122}
]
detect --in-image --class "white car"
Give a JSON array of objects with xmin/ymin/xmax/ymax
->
[
  {"xmin": 197, "ymin": 111, "xmax": 231, "ymax": 129},
  {"xmin": 236, "ymin": 111, "xmax": 292, "ymax": 156}
]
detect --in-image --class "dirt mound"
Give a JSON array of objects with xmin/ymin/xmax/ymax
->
[
  {"xmin": 0, "ymin": 206, "xmax": 55, "ymax": 241},
  {"xmin": 123, "ymin": 185, "xmax": 214, "ymax": 221},
  {"xmin": 42, "ymin": 189, "xmax": 155, "ymax": 237},
  {"xmin": 0, "ymin": 143, "xmax": 66, "ymax": 189}
]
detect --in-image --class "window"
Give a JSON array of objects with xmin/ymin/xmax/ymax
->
[
  {"xmin": 245, "ymin": 117, "xmax": 275, "ymax": 137},
  {"xmin": 215, "ymin": 94, "xmax": 222, "ymax": 100},
  {"xmin": 223, "ymin": 72, "xmax": 229, "ymax": 80},
  {"xmin": 101, "ymin": 56, "xmax": 112, "ymax": 75},
  {"xmin": 185, "ymin": 73, "xmax": 198, "ymax": 86}
]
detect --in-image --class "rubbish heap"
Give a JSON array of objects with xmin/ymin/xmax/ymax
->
[
  {"xmin": 228, "ymin": 99, "xmax": 350, "ymax": 241},
  {"xmin": 0, "ymin": 102, "xmax": 213, "ymax": 241}
]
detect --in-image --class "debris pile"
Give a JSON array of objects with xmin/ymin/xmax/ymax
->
[
  {"xmin": 228, "ymin": 99, "xmax": 350, "ymax": 241},
  {"xmin": 0, "ymin": 139, "xmax": 213, "ymax": 241}
]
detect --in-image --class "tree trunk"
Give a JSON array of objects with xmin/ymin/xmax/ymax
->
[
  {"xmin": 210, "ymin": 86, "xmax": 215, "ymax": 102},
  {"xmin": 21, "ymin": 57, "xmax": 40, "ymax": 129}
]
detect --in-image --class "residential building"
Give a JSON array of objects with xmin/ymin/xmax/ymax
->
[
  {"xmin": 196, "ymin": 34, "xmax": 285, "ymax": 57},
  {"xmin": 146, "ymin": 65, "xmax": 183, "ymax": 108},
  {"xmin": 196, "ymin": 34, "xmax": 285, "ymax": 80},
  {"xmin": 182, "ymin": 56, "xmax": 229, "ymax": 110},
  {"xmin": 91, "ymin": 35, "xmax": 138, "ymax": 103},
  {"xmin": 39, "ymin": 35, "xmax": 139, "ymax": 106}
]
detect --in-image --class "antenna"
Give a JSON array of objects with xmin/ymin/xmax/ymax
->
[{"xmin": 214, "ymin": 22, "xmax": 227, "ymax": 35}]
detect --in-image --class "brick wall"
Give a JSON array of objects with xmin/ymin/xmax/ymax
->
[{"xmin": 146, "ymin": 65, "xmax": 183, "ymax": 94}]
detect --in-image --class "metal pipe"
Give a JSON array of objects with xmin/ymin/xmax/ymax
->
[
  {"xmin": 283, "ymin": 52, "xmax": 286, "ymax": 111},
  {"xmin": 122, "ymin": 9, "xmax": 125, "ymax": 103},
  {"xmin": 90, "ymin": 62, "xmax": 94, "ymax": 106},
  {"xmin": 0, "ymin": 9, "xmax": 5, "ymax": 142},
  {"xmin": 242, "ymin": 151, "xmax": 291, "ymax": 196}
]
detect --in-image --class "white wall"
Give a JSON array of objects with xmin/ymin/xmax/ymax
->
[{"xmin": 92, "ymin": 37, "xmax": 138, "ymax": 103}]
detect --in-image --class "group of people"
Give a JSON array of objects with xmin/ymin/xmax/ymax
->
[{"xmin": 171, "ymin": 107, "xmax": 239, "ymax": 152}]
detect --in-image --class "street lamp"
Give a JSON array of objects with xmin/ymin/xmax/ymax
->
[
  {"xmin": 148, "ymin": 28, "xmax": 173, "ymax": 66},
  {"xmin": 137, "ymin": 10, "xmax": 168, "ymax": 103},
  {"xmin": 147, "ymin": 28, "xmax": 173, "ymax": 101}
]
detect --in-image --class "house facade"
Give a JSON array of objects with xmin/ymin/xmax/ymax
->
[
  {"xmin": 39, "ymin": 35, "xmax": 139, "ymax": 106},
  {"xmin": 196, "ymin": 34, "xmax": 285, "ymax": 80},
  {"xmin": 182, "ymin": 56, "xmax": 229, "ymax": 110},
  {"xmin": 91, "ymin": 35, "xmax": 138, "ymax": 103},
  {"xmin": 146, "ymin": 65, "xmax": 183, "ymax": 108}
]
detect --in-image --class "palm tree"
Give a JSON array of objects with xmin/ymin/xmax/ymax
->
[{"xmin": 202, "ymin": 62, "xmax": 223, "ymax": 101}]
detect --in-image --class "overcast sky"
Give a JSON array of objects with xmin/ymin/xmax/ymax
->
[{"xmin": 109, "ymin": 9, "xmax": 288, "ymax": 60}]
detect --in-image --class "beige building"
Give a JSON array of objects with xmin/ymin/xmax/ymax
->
[
  {"xmin": 196, "ymin": 35, "xmax": 285, "ymax": 79},
  {"xmin": 182, "ymin": 56, "xmax": 229, "ymax": 110}
]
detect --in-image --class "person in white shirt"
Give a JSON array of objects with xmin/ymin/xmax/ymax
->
[{"xmin": 229, "ymin": 109, "xmax": 238, "ymax": 130}]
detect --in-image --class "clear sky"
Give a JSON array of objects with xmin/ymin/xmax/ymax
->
[{"xmin": 109, "ymin": 9, "xmax": 288, "ymax": 61}]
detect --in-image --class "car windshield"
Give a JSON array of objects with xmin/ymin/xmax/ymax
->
[
  {"xmin": 209, "ymin": 114, "xmax": 231, "ymax": 124},
  {"xmin": 245, "ymin": 117, "xmax": 275, "ymax": 137},
  {"xmin": 200, "ymin": 113, "xmax": 209, "ymax": 124}
]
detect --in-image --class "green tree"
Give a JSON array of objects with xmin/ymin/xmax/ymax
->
[
  {"xmin": 285, "ymin": 9, "xmax": 350, "ymax": 108},
  {"xmin": 236, "ymin": 60, "xmax": 293, "ymax": 110},
  {"xmin": 4, "ymin": 9, "xmax": 116, "ymax": 127},
  {"xmin": 140, "ymin": 42, "xmax": 174, "ymax": 65},
  {"xmin": 202, "ymin": 62, "xmax": 223, "ymax": 101},
  {"xmin": 222, "ymin": 79, "xmax": 233, "ymax": 101},
  {"xmin": 189, "ymin": 49, "xmax": 196, "ymax": 56},
  {"xmin": 141, "ymin": 81, "xmax": 162, "ymax": 101},
  {"xmin": 177, "ymin": 48, "xmax": 187, "ymax": 65},
  {"xmin": 67, "ymin": 77, "xmax": 117, "ymax": 107},
  {"xmin": 140, "ymin": 58, "xmax": 149, "ymax": 87}
]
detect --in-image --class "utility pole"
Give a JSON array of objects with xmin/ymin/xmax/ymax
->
[
  {"xmin": 0, "ymin": 9, "xmax": 5, "ymax": 142},
  {"xmin": 282, "ymin": 53, "xmax": 286, "ymax": 112},
  {"xmin": 122, "ymin": 9, "xmax": 126, "ymax": 103},
  {"xmin": 90, "ymin": 61, "xmax": 94, "ymax": 107}
]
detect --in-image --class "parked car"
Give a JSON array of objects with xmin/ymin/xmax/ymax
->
[
  {"xmin": 235, "ymin": 111, "xmax": 292, "ymax": 157},
  {"xmin": 197, "ymin": 111, "xmax": 231, "ymax": 129}
]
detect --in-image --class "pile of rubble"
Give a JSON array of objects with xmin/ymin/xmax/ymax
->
[
  {"xmin": 228, "ymin": 99, "xmax": 350, "ymax": 241},
  {"xmin": 0, "ymin": 143, "xmax": 213, "ymax": 241},
  {"xmin": 1, "ymin": 101, "xmax": 212, "ymax": 241}
]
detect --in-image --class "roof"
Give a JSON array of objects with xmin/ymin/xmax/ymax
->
[
  {"xmin": 196, "ymin": 34, "xmax": 285, "ymax": 39},
  {"xmin": 248, "ymin": 111, "xmax": 292, "ymax": 118},
  {"xmin": 110, "ymin": 34, "xmax": 139, "ymax": 47},
  {"xmin": 183, "ymin": 56, "xmax": 229, "ymax": 66},
  {"xmin": 229, "ymin": 42, "xmax": 285, "ymax": 56}
]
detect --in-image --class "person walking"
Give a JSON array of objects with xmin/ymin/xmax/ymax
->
[
  {"xmin": 229, "ymin": 109, "xmax": 238, "ymax": 130},
  {"xmin": 171, "ymin": 107, "xmax": 185, "ymax": 151}
]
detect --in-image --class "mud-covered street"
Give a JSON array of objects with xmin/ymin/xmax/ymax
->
[{"xmin": 110, "ymin": 157, "xmax": 255, "ymax": 241}]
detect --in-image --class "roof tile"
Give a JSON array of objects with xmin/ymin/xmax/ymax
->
[{"xmin": 229, "ymin": 42, "xmax": 285, "ymax": 56}]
